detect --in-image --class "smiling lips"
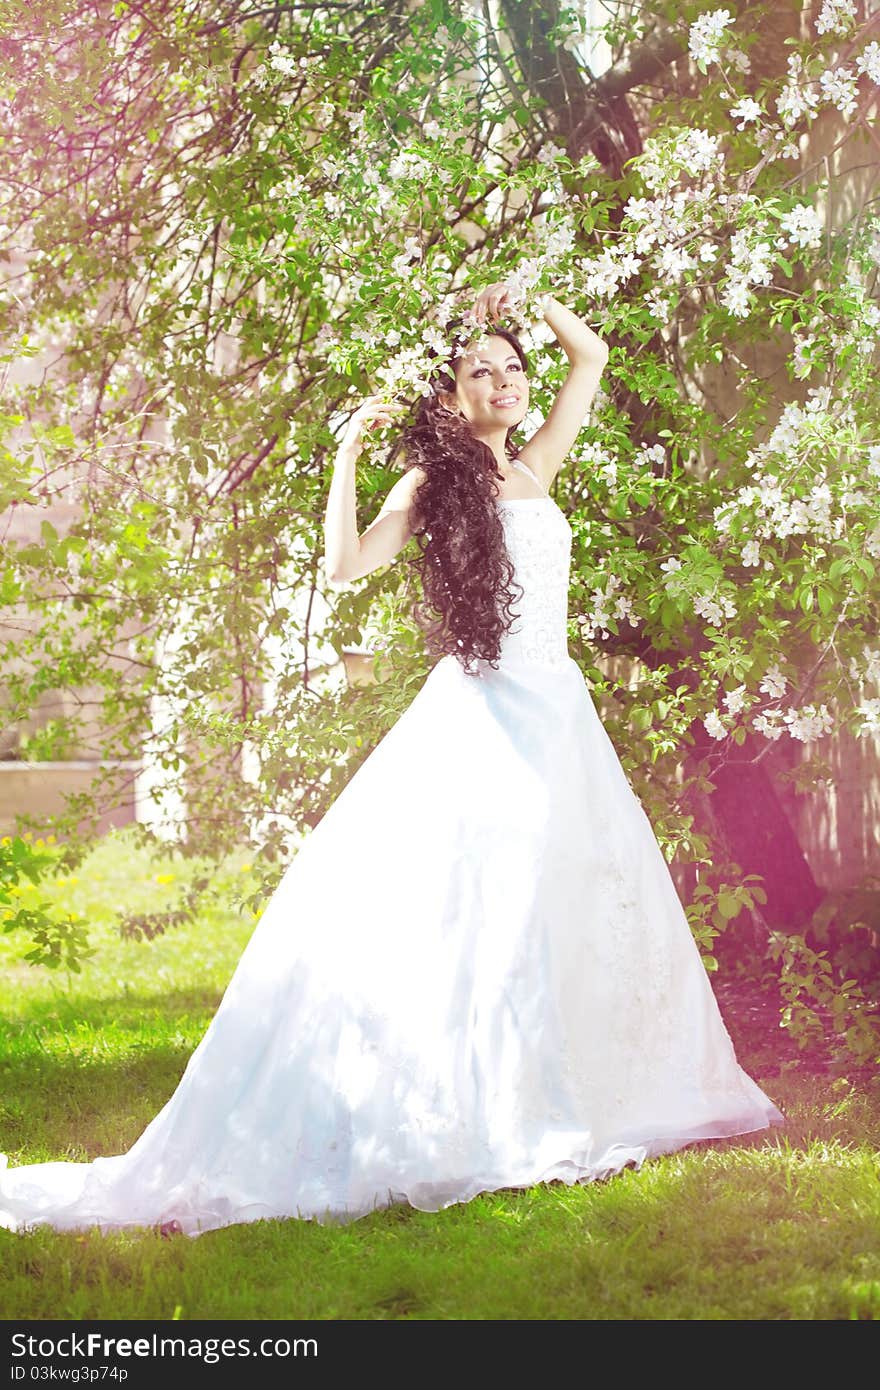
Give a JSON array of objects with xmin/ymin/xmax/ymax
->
[{"xmin": 490, "ymin": 395, "xmax": 520, "ymax": 408}]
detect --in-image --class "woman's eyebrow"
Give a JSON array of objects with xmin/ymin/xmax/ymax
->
[{"xmin": 471, "ymin": 354, "xmax": 521, "ymax": 366}]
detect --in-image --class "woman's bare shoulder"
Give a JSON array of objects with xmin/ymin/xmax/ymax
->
[{"xmin": 377, "ymin": 461, "xmax": 427, "ymax": 512}]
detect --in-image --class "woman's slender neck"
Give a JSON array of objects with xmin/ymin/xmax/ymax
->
[{"xmin": 471, "ymin": 425, "xmax": 512, "ymax": 471}]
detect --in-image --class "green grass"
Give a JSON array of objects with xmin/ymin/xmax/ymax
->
[{"xmin": 1, "ymin": 829, "xmax": 879, "ymax": 1320}]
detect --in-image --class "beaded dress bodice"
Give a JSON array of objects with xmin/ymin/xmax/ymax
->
[{"xmin": 493, "ymin": 457, "xmax": 573, "ymax": 671}]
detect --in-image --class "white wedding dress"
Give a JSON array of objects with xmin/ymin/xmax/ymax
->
[{"xmin": 0, "ymin": 456, "xmax": 783, "ymax": 1237}]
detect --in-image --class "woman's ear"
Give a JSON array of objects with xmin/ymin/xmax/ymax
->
[{"xmin": 436, "ymin": 390, "xmax": 462, "ymax": 415}]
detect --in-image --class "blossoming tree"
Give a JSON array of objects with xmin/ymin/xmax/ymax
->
[{"xmin": 1, "ymin": 0, "xmax": 878, "ymax": 1062}]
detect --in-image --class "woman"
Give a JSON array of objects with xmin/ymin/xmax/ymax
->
[{"xmin": 0, "ymin": 282, "xmax": 783, "ymax": 1237}]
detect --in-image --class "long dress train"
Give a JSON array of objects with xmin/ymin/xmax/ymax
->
[{"xmin": 0, "ymin": 455, "xmax": 784, "ymax": 1236}]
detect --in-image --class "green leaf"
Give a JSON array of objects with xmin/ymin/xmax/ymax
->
[
  {"xmin": 816, "ymin": 585, "xmax": 834, "ymax": 616},
  {"xmin": 717, "ymin": 892, "xmax": 742, "ymax": 921}
]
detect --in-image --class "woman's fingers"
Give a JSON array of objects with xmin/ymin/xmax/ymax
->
[
  {"xmin": 471, "ymin": 282, "xmax": 511, "ymax": 324},
  {"xmin": 357, "ymin": 396, "xmax": 402, "ymax": 416},
  {"xmin": 365, "ymin": 402, "xmax": 405, "ymax": 429},
  {"xmin": 341, "ymin": 395, "xmax": 405, "ymax": 447}
]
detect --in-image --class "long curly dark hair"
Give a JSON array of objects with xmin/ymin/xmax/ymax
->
[{"xmin": 386, "ymin": 325, "xmax": 530, "ymax": 676}]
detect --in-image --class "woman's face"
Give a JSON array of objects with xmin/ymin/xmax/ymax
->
[{"xmin": 446, "ymin": 335, "xmax": 529, "ymax": 433}]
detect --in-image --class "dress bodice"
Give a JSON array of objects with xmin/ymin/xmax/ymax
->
[{"xmin": 491, "ymin": 458, "xmax": 573, "ymax": 671}]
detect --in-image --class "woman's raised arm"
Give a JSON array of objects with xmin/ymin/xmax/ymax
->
[
  {"xmin": 473, "ymin": 285, "xmax": 609, "ymax": 492},
  {"xmin": 323, "ymin": 395, "xmax": 417, "ymax": 589}
]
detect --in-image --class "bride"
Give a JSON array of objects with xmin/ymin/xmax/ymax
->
[{"xmin": 0, "ymin": 281, "xmax": 784, "ymax": 1237}]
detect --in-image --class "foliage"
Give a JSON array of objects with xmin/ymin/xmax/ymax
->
[
  {"xmin": 763, "ymin": 887, "xmax": 880, "ymax": 1068},
  {"xmin": 685, "ymin": 867, "xmax": 769, "ymax": 972},
  {"xmin": 0, "ymin": 834, "xmax": 93, "ymax": 973}
]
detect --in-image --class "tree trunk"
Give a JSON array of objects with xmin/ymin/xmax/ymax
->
[{"xmin": 685, "ymin": 725, "xmax": 825, "ymax": 927}]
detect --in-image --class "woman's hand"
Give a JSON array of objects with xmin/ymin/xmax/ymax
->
[
  {"xmin": 338, "ymin": 394, "xmax": 405, "ymax": 455},
  {"xmin": 470, "ymin": 281, "xmax": 516, "ymax": 326}
]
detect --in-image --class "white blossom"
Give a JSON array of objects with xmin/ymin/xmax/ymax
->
[
  {"xmin": 623, "ymin": 196, "xmax": 654, "ymax": 224},
  {"xmin": 720, "ymin": 272, "xmax": 754, "ymax": 318},
  {"xmin": 856, "ymin": 697, "xmax": 880, "ymax": 735},
  {"xmin": 760, "ymin": 664, "xmax": 788, "ymax": 699},
  {"xmin": 617, "ymin": 251, "xmax": 643, "ymax": 280},
  {"xmin": 581, "ymin": 248, "xmax": 632, "ymax": 299},
  {"xmin": 730, "ymin": 226, "xmax": 775, "ymax": 284},
  {"xmin": 614, "ymin": 594, "xmax": 640, "ymax": 627},
  {"xmin": 818, "ymin": 65, "xmax": 860, "ymax": 121},
  {"xmin": 703, "ymin": 710, "xmax": 729, "ymax": 740},
  {"xmin": 752, "ymin": 710, "xmax": 785, "ymax": 740},
  {"xmin": 854, "ymin": 41, "xmax": 880, "ymax": 86},
  {"xmin": 723, "ymin": 684, "xmax": 749, "ymax": 714},
  {"xmin": 729, "ymin": 97, "xmax": 762, "ymax": 129},
  {"xmin": 815, "ymin": 0, "xmax": 858, "ymax": 37},
  {"xmin": 636, "ymin": 130, "xmax": 723, "ymax": 194},
  {"xmin": 776, "ymin": 79, "xmax": 820, "ymax": 129},
  {"xmin": 313, "ymin": 321, "xmax": 334, "ymax": 352},
  {"xmin": 688, "ymin": 9, "xmax": 734, "ymax": 67},
  {"xmin": 862, "ymin": 648, "xmax": 880, "ymax": 686},
  {"xmin": 576, "ymin": 574, "xmax": 630, "ymax": 640},
  {"xmin": 633, "ymin": 443, "xmax": 666, "ymax": 470},
  {"xmin": 503, "ymin": 257, "xmax": 544, "ymax": 307},
  {"xmin": 544, "ymin": 216, "xmax": 576, "ymax": 260},
  {"xmin": 657, "ymin": 243, "xmax": 698, "ymax": 283},
  {"xmin": 679, "ymin": 129, "xmax": 724, "ymax": 175},
  {"xmin": 778, "ymin": 204, "xmax": 823, "ymax": 250},
  {"xmin": 387, "ymin": 150, "xmax": 432, "ymax": 182},
  {"xmin": 645, "ymin": 289, "xmax": 674, "ymax": 323},
  {"xmin": 693, "ymin": 591, "xmax": 737, "ymax": 626},
  {"xmin": 266, "ymin": 41, "xmax": 297, "ymax": 77},
  {"xmin": 767, "ymin": 401, "xmax": 804, "ymax": 449},
  {"xmin": 783, "ymin": 703, "xmax": 835, "ymax": 742},
  {"xmin": 741, "ymin": 539, "xmax": 760, "ymax": 567}
]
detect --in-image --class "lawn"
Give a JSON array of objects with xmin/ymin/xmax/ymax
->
[{"xmin": 1, "ymin": 829, "xmax": 878, "ymax": 1321}]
